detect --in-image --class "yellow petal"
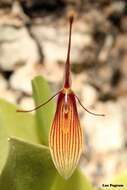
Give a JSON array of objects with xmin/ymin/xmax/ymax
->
[{"xmin": 49, "ymin": 90, "xmax": 83, "ymax": 179}]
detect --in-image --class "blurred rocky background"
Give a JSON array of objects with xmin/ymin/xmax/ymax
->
[{"xmin": 0, "ymin": 0, "xmax": 127, "ymax": 188}]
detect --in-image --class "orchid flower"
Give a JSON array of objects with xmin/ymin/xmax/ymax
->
[{"xmin": 17, "ymin": 15, "xmax": 104, "ymax": 179}]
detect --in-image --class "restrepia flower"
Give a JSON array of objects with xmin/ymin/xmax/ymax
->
[{"xmin": 17, "ymin": 15, "xmax": 104, "ymax": 179}]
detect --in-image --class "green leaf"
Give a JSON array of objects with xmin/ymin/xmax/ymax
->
[
  {"xmin": 0, "ymin": 99, "xmax": 40, "ymax": 173},
  {"xmin": 0, "ymin": 117, "xmax": 8, "ymax": 175},
  {"xmin": 32, "ymin": 75, "xmax": 94, "ymax": 190},
  {"xmin": 0, "ymin": 138, "xmax": 57, "ymax": 190},
  {"xmin": 0, "ymin": 99, "xmax": 40, "ymax": 143},
  {"xmin": 0, "ymin": 138, "xmax": 94, "ymax": 190},
  {"xmin": 102, "ymin": 171, "xmax": 127, "ymax": 190},
  {"xmin": 32, "ymin": 76, "xmax": 55, "ymax": 145},
  {"xmin": 110, "ymin": 171, "xmax": 127, "ymax": 190},
  {"xmin": 51, "ymin": 169, "xmax": 94, "ymax": 190},
  {"xmin": 0, "ymin": 77, "xmax": 94, "ymax": 190},
  {"xmin": 112, "ymin": 171, "xmax": 127, "ymax": 184}
]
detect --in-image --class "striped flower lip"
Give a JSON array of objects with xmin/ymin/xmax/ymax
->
[
  {"xmin": 49, "ymin": 88, "xmax": 83, "ymax": 179},
  {"xmin": 17, "ymin": 14, "xmax": 105, "ymax": 179}
]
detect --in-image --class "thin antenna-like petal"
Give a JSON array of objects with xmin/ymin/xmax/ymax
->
[
  {"xmin": 75, "ymin": 95, "xmax": 105, "ymax": 117},
  {"xmin": 16, "ymin": 91, "xmax": 60, "ymax": 112},
  {"xmin": 64, "ymin": 15, "xmax": 74, "ymax": 88},
  {"xmin": 49, "ymin": 90, "xmax": 83, "ymax": 179}
]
